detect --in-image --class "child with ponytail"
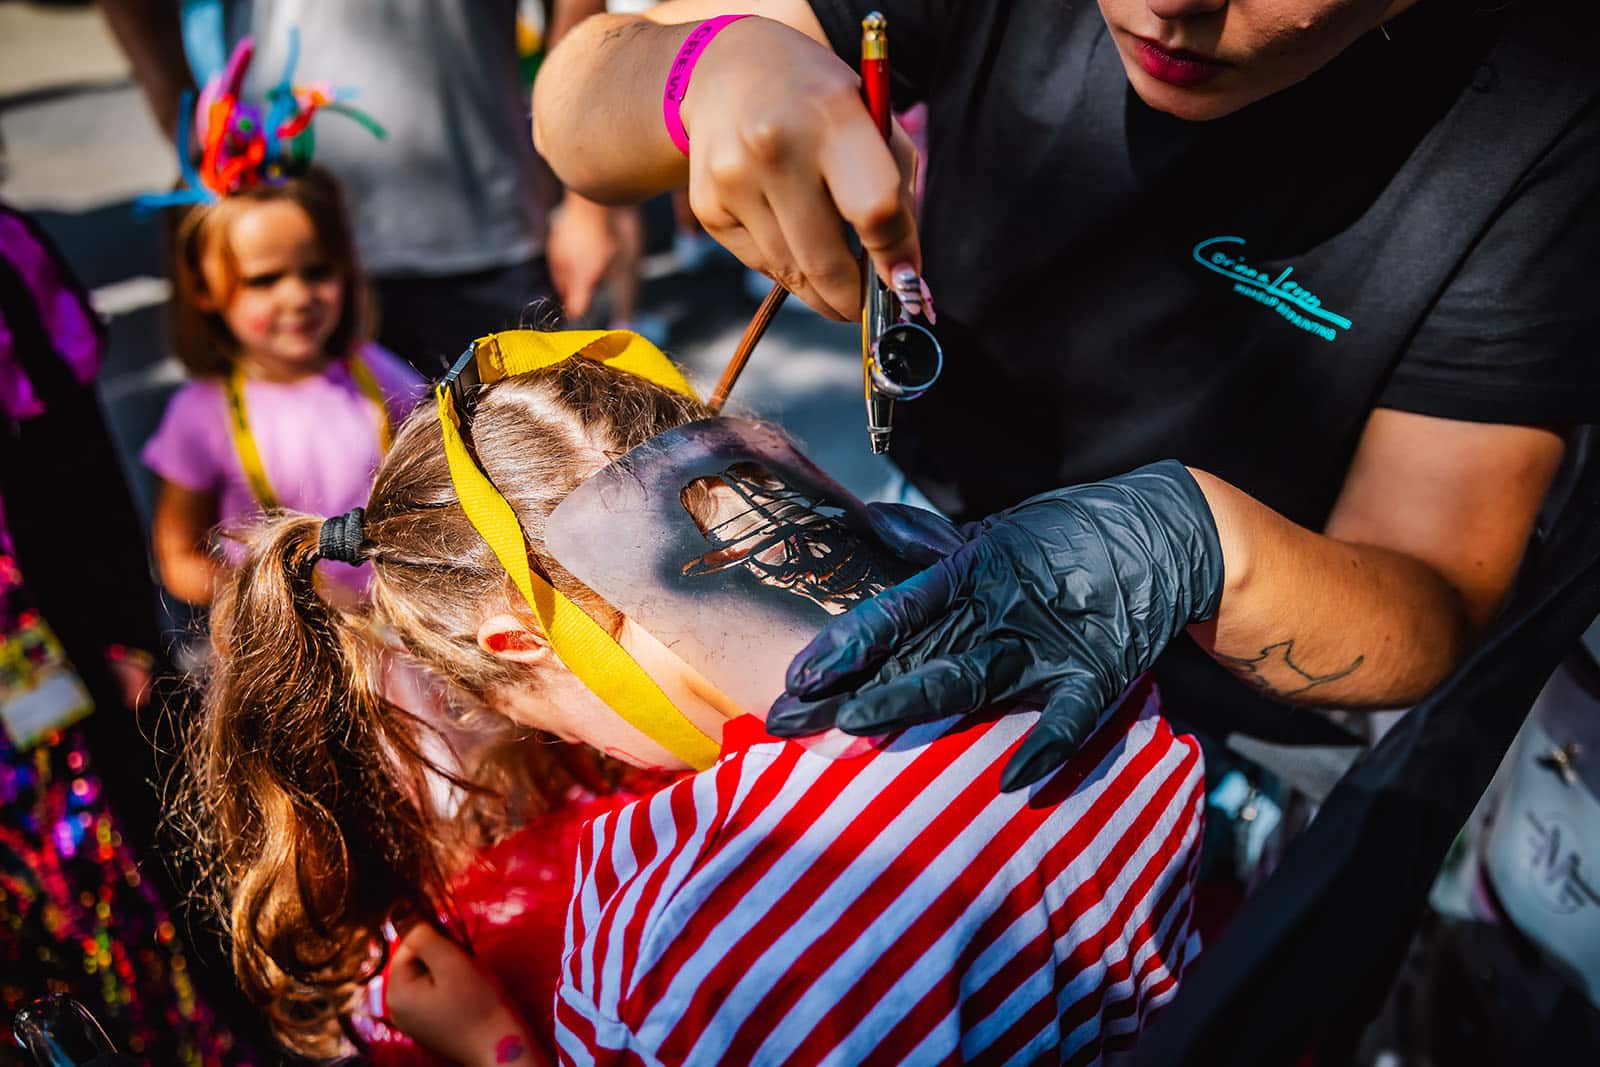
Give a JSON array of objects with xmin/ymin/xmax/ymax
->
[
  {"xmin": 187, "ymin": 350, "xmax": 701, "ymax": 1061},
  {"xmin": 188, "ymin": 332, "xmax": 1204, "ymax": 1065}
]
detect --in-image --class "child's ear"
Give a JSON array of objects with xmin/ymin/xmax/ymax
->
[
  {"xmin": 191, "ymin": 283, "xmax": 220, "ymax": 313},
  {"xmin": 476, "ymin": 614, "xmax": 553, "ymax": 665}
]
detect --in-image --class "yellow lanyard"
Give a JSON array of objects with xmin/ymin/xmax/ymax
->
[{"xmin": 224, "ymin": 354, "xmax": 393, "ymax": 511}]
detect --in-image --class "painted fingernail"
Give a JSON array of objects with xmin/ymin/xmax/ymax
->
[
  {"xmin": 919, "ymin": 277, "xmax": 937, "ymax": 325},
  {"xmin": 891, "ymin": 262, "xmax": 924, "ymax": 315}
]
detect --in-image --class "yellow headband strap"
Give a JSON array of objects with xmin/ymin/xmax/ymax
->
[{"xmin": 436, "ymin": 329, "xmax": 719, "ymax": 769}]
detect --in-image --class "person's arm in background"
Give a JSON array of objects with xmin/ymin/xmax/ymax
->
[
  {"xmin": 1190, "ymin": 411, "xmax": 1565, "ymax": 707},
  {"xmin": 96, "ymin": 0, "xmax": 193, "ymax": 143},
  {"xmin": 542, "ymin": 0, "xmax": 622, "ymax": 320},
  {"xmin": 150, "ymin": 480, "xmax": 221, "ymax": 607},
  {"xmin": 545, "ymin": 0, "xmax": 604, "ymax": 47},
  {"xmin": 533, "ymin": 0, "xmax": 920, "ymax": 320}
]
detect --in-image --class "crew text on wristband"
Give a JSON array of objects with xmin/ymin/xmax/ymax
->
[{"xmin": 662, "ymin": 14, "xmax": 755, "ymax": 156}]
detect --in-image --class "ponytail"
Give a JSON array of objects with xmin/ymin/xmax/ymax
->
[
  {"xmin": 181, "ymin": 357, "xmax": 713, "ymax": 1053},
  {"xmin": 183, "ymin": 515, "xmax": 459, "ymax": 1053}
]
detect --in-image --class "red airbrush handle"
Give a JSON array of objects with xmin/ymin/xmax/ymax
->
[{"xmin": 861, "ymin": 12, "xmax": 892, "ymax": 141}]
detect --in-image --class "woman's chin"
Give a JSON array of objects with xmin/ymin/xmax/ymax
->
[{"xmin": 1115, "ymin": 53, "xmax": 1263, "ymax": 122}]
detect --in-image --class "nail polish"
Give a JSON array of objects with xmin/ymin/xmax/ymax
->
[
  {"xmin": 890, "ymin": 262, "xmax": 925, "ymax": 315},
  {"xmin": 919, "ymin": 277, "xmax": 937, "ymax": 324}
]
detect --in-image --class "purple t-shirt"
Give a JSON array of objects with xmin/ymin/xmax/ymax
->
[{"xmin": 142, "ymin": 344, "xmax": 425, "ymax": 577}]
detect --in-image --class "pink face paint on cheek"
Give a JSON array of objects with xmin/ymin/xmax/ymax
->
[{"xmin": 494, "ymin": 1035, "xmax": 525, "ymax": 1063}]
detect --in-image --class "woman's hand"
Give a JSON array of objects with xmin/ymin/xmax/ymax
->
[
  {"xmin": 533, "ymin": 8, "xmax": 922, "ymax": 322},
  {"xmin": 681, "ymin": 16, "xmax": 922, "ymax": 320},
  {"xmin": 384, "ymin": 924, "xmax": 548, "ymax": 1067}
]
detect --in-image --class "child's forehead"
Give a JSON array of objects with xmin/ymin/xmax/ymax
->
[
  {"xmin": 226, "ymin": 200, "xmax": 319, "ymax": 253},
  {"xmin": 207, "ymin": 198, "xmax": 324, "ymax": 269}
]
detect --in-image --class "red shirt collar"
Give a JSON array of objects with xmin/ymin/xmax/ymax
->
[{"xmin": 719, "ymin": 714, "xmax": 783, "ymax": 759}]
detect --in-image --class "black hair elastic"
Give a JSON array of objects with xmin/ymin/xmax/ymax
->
[{"xmin": 318, "ymin": 507, "xmax": 366, "ymax": 564}]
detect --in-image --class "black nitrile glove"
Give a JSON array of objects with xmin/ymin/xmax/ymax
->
[
  {"xmin": 768, "ymin": 461, "xmax": 1226, "ymax": 791},
  {"xmin": 862, "ymin": 501, "xmax": 967, "ymax": 568}
]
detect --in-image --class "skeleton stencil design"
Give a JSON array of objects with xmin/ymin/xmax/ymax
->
[{"xmin": 680, "ymin": 462, "xmax": 888, "ymax": 615}]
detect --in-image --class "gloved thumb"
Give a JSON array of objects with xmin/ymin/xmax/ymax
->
[
  {"xmin": 864, "ymin": 501, "xmax": 966, "ymax": 569},
  {"xmin": 999, "ymin": 673, "xmax": 1107, "ymax": 792}
]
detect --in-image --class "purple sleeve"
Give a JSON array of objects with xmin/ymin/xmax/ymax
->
[
  {"xmin": 141, "ymin": 382, "xmax": 227, "ymax": 493},
  {"xmin": 360, "ymin": 343, "xmax": 428, "ymax": 423}
]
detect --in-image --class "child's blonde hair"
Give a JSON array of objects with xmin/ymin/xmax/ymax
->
[
  {"xmin": 168, "ymin": 165, "xmax": 364, "ymax": 377},
  {"xmin": 182, "ymin": 358, "xmax": 708, "ymax": 1054}
]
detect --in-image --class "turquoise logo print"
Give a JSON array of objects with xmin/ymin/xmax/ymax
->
[{"xmin": 1193, "ymin": 236, "xmax": 1352, "ymax": 342}]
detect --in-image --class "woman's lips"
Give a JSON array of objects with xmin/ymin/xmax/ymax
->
[{"xmin": 1133, "ymin": 37, "xmax": 1228, "ymax": 87}]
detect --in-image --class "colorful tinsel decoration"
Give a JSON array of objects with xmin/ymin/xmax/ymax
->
[{"xmin": 0, "ymin": 552, "xmax": 249, "ymax": 1064}]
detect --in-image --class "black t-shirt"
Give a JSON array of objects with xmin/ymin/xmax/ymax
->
[{"xmin": 810, "ymin": 0, "xmax": 1600, "ymax": 735}]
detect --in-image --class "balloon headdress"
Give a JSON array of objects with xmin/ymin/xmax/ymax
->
[{"xmin": 136, "ymin": 30, "xmax": 385, "ymax": 212}]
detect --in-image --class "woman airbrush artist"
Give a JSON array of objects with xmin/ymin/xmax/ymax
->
[{"xmin": 534, "ymin": 0, "xmax": 1599, "ymax": 786}]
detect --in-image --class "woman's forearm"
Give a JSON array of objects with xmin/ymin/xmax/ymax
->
[
  {"xmin": 533, "ymin": 2, "xmax": 839, "ymax": 202},
  {"xmin": 533, "ymin": 14, "xmax": 697, "ymax": 201},
  {"xmin": 1185, "ymin": 468, "xmax": 1475, "ymax": 708}
]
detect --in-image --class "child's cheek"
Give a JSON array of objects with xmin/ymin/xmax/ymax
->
[
  {"xmin": 244, "ymin": 296, "xmax": 276, "ymax": 336},
  {"xmin": 225, "ymin": 295, "xmax": 273, "ymax": 343},
  {"xmin": 318, "ymin": 281, "xmax": 345, "ymax": 313}
]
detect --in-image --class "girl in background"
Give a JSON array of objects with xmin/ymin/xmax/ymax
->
[
  {"xmin": 142, "ymin": 164, "xmax": 423, "ymax": 606},
  {"xmin": 136, "ymin": 38, "xmax": 423, "ymax": 607}
]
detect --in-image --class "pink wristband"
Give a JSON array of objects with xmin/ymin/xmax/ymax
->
[{"xmin": 662, "ymin": 14, "xmax": 754, "ymax": 156}]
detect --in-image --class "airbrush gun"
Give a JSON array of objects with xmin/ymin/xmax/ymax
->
[
  {"xmin": 709, "ymin": 12, "xmax": 941, "ymax": 454},
  {"xmin": 858, "ymin": 11, "xmax": 941, "ymax": 454}
]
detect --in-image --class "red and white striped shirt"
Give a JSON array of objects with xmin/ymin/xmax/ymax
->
[{"xmin": 555, "ymin": 679, "xmax": 1204, "ymax": 1066}]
